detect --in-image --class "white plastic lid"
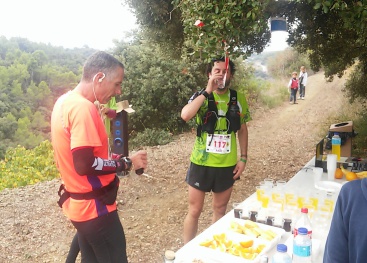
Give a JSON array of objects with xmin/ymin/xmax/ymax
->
[{"xmin": 164, "ymin": 250, "xmax": 175, "ymax": 260}]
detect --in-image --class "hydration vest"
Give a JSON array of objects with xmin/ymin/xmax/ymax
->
[{"xmin": 197, "ymin": 89, "xmax": 241, "ymax": 137}]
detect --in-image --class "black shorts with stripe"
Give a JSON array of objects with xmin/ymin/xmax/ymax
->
[{"xmin": 185, "ymin": 162, "xmax": 239, "ymax": 193}]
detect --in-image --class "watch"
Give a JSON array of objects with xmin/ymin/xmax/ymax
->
[
  {"xmin": 200, "ymin": 90, "xmax": 209, "ymax": 98},
  {"xmin": 121, "ymin": 157, "xmax": 132, "ymax": 171}
]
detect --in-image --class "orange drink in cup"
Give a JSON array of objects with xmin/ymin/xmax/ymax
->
[
  {"xmin": 261, "ymin": 195, "xmax": 270, "ymax": 208},
  {"xmin": 256, "ymin": 186, "xmax": 264, "ymax": 201}
]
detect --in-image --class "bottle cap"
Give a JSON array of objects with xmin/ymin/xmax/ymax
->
[
  {"xmin": 298, "ymin": 227, "xmax": 308, "ymax": 235},
  {"xmin": 301, "ymin": 207, "xmax": 308, "ymax": 213},
  {"xmin": 277, "ymin": 244, "xmax": 288, "ymax": 252},
  {"xmin": 164, "ymin": 250, "xmax": 175, "ymax": 260}
]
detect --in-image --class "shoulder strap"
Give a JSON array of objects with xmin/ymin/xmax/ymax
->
[
  {"xmin": 229, "ymin": 89, "xmax": 237, "ymax": 105},
  {"xmin": 207, "ymin": 92, "xmax": 217, "ymax": 113}
]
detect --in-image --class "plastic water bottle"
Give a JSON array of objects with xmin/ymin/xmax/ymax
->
[
  {"xmin": 293, "ymin": 208, "xmax": 312, "ymax": 239},
  {"xmin": 272, "ymin": 244, "xmax": 292, "ymax": 263},
  {"xmin": 293, "ymin": 227, "xmax": 312, "ymax": 262},
  {"xmin": 163, "ymin": 250, "xmax": 175, "ymax": 263},
  {"xmin": 331, "ymin": 132, "xmax": 341, "ymax": 161}
]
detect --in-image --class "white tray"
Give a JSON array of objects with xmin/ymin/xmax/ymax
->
[
  {"xmin": 315, "ymin": 181, "xmax": 342, "ymax": 192},
  {"xmin": 175, "ymin": 218, "xmax": 285, "ymax": 263}
]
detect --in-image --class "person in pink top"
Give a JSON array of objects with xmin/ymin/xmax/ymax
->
[{"xmin": 287, "ymin": 71, "xmax": 299, "ymax": 104}]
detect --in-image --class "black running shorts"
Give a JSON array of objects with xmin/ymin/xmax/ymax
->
[{"xmin": 185, "ymin": 162, "xmax": 238, "ymax": 193}]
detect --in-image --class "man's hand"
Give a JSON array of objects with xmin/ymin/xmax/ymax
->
[
  {"xmin": 130, "ymin": 150, "xmax": 148, "ymax": 175},
  {"xmin": 233, "ymin": 159, "xmax": 246, "ymax": 180}
]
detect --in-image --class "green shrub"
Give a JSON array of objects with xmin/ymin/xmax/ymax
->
[
  {"xmin": 130, "ymin": 128, "xmax": 173, "ymax": 149},
  {"xmin": 0, "ymin": 140, "xmax": 59, "ymax": 191}
]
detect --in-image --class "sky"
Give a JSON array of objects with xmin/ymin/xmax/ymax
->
[
  {"xmin": 264, "ymin": 31, "xmax": 289, "ymax": 52},
  {"xmin": 0, "ymin": 0, "xmax": 288, "ymax": 51},
  {"xmin": 0, "ymin": 0, "xmax": 138, "ymax": 50}
]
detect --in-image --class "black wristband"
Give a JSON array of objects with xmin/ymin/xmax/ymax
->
[
  {"xmin": 200, "ymin": 90, "xmax": 209, "ymax": 98},
  {"xmin": 116, "ymin": 157, "xmax": 132, "ymax": 172}
]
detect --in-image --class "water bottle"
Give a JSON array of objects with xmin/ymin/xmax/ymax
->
[
  {"xmin": 272, "ymin": 244, "xmax": 292, "ymax": 263},
  {"xmin": 163, "ymin": 250, "xmax": 175, "ymax": 263},
  {"xmin": 293, "ymin": 208, "xmax": 312, "ymax": 239},
  {"xmin": 331, "ymin": 132, "xmax": 341, "ymax": 161},
  {"xmin": 293, "ymin": 227, "xmax": 312, "ymax": 263}
]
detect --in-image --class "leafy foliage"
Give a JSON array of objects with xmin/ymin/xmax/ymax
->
[
  {"xmin": 0, "ymin": 140, "xmax": 59, "ymax": 191},
  {"xmin": 130, "ymin": 128, "xmax": 173, "ymax": 148},
  {"xmin": 113, "ymin": 39, "xmax": 206, "ymax": 134},
  {"xmin": 172, "ymin": 0, "xmax": 271, "ymax": 60},
  {"xmin": 267, "ymin": 49, "xmax": 310, "ymax": 79},
  {"xmin": 281, "ymin": 0, "xmax": 367, "ymax": 101},
  {"xmin": 0, "ymin": 37, "xmax": 94, "ymax": 158},
  {"xmin": 123, "ymin": 0, "xmax": 185, "ymax": 58}
]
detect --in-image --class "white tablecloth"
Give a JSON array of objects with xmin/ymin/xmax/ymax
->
[{"xmin": 175, "ymin": 157, "xmax": 347, "ymax": 263}]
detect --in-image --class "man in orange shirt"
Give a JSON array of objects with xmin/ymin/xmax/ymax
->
[{"xmin": 51, "ymin": 51, "xmax": 147, "ymax": 263}]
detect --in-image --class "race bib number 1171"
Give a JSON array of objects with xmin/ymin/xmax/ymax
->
[{"xmin": 206, "ymin": 134, "xmax": 231, "ymax": 154}]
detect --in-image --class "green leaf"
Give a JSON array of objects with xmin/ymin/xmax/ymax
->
[{"xmin": 314, "ymin": 3, "xmax": 321, "ymax": 9}]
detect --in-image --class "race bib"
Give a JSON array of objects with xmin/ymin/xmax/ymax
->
[{"xmin": 206, "ymin": 134, "xmax": 231, "ymax": 154}]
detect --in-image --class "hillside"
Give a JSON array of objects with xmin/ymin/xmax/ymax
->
[{"xmin": 0, "ymin": 71, "xmax": 350, "ymax": 262}]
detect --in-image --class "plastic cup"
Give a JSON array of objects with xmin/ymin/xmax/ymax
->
[
  {"xmin": 232, "ymin": 202, "xmax": 243, "ymax": 218},
  {"xmin": 261, "ymin": 195, "xmax": 270, "ymax": 208},
  {"xmin": 264, "ymin": 178, "xmax": 274, "ymax": 188},
  {"xmin": 313, "ymin": 167, "xmax": 323, "ymax": 186},
  {"xmin": 275, "ymin": 180, "xmax": 287, "ymax": 188},
  {"xmin": 327, "ymin": 168, "xmax": 336, "ymax": 181},
  {"xmin": 256, "ymin": 186, "xmax": 264, "ymax": 201},
  {"xmin": 327, "ymin": 154, "xmax": 337, "ymax": 181}
]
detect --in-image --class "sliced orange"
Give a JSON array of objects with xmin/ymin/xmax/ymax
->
[
  {"xmin": 224, "ymin": 240, "xmax": 233, "ymax": 248},
  {"xmin": 256, "ymin": 244, "xmax": 266, "ymax": 253},
  {"xmin": 199, "ymin": 239, "xmax": 213, "ymax": 247},
  {"xmin": 213, "ymin": 233, "xmax": 226, "ymax": 242},
  {"xmin": 240, "ymin": 239, "xmax": 254, "ymax": 248},
  {"xmin": 240, "ymin": 251, "xmax": 257, "ymax": 260}
]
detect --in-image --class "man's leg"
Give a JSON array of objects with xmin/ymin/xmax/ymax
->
[
  {"xmin": 183, "ymin": 186, "xmax": 205, "ymax": 244},
  {"xmin": 72, "ymin": 211, "xmax": 128, "ymax": 263},
  {"xmin": 65, "ymin": 233, "xmax": 80, "ymax": 263},
  {"xmin": 212, "ymin": 186, "xmax": 233, "ymax": 223}
]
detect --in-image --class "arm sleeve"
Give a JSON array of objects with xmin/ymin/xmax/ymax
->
[
  {"xmin": 323, "ymin": 192, "xmax": 349, "ymax": 263},
  {"xmin": 72, "ymin": 147, "xmax": 127, "ymax": 176}
]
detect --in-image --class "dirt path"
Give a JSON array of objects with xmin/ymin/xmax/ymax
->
[{"xmin": 0, "ymin": 71, "xmax": 349, "ymax": 263}]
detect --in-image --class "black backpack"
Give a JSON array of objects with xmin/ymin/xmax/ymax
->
[{"xmin": 197, "ymin": 89, "xmax": 241, "ymax": 137}]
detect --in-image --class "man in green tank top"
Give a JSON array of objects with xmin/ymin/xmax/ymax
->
[{"xmin": 181, "ymin": 57, "xmax": 251, "ymax": 244}]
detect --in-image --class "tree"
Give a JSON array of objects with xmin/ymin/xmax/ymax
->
[
  {"xmin": 172, "ymin": 0, "xmax": 272, "ymax": 60},
  {"xmin": 115, "ymin": 39, "xmax": 205, "ymax": 133},
  {"xmin": 123, "ymin": 0, "xmax": 185, "ymax": 58},
  {"xmin": 280, "ymin": 0, "xmax": 367, "ymax": 101},
  {"xmin": 126, "ymin": 0, "xmax": 367, "ymax": 101}
]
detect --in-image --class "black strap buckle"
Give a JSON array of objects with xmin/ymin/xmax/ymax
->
[{"xmin": 57, "ymin": 184, "xmax": 70, "ymax": 208}]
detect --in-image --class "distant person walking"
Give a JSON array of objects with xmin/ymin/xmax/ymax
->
[
  {"xmin": 298, "ymin": 66, "xmax": 308, "ymax": 99},
  {"xmin": 288, "ymin": 72, "xmax": 299, "ymax": 104}
]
